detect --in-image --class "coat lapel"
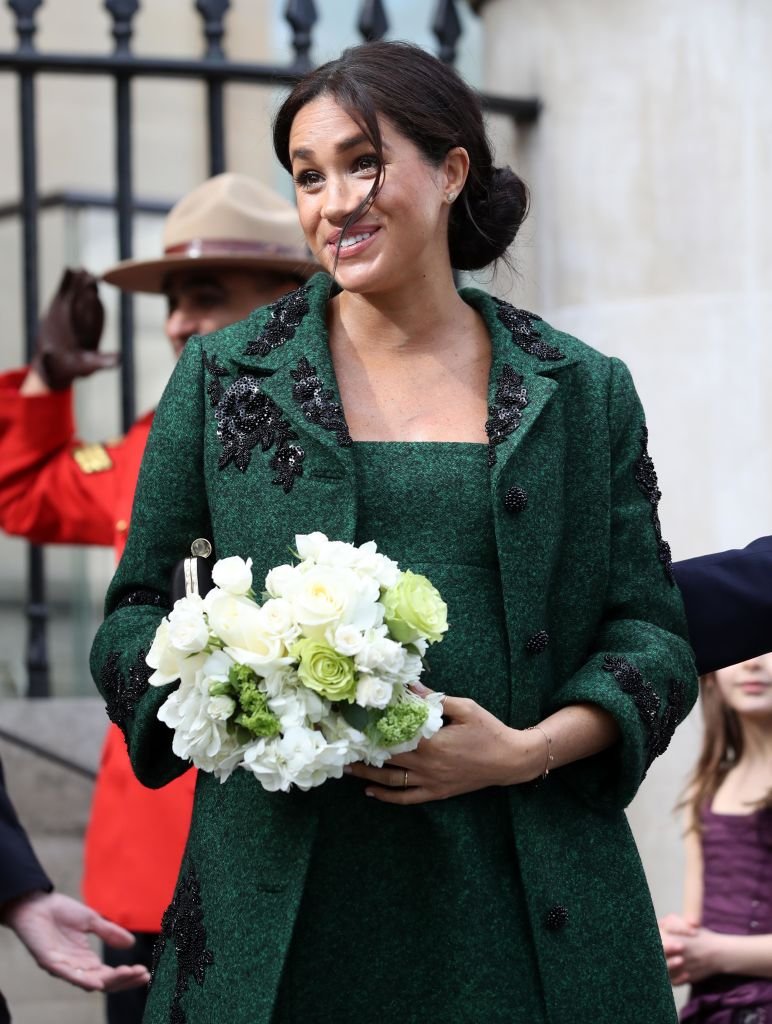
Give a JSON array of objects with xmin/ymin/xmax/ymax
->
[
  {"xmin": 460, "ymin": 289, "xmax": 579, "ymax": 492},
  {"xmin": 234, "ymin": 274, "xmax": 355, "ymax": 478}
]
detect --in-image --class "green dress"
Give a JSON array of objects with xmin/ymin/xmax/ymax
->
[{"xmin": 273, "ymin": 442, "xmax": 546, "ymax": 1023}]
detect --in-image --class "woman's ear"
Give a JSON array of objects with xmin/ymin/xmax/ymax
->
[{"xmin": 443, "ymin": 146, "xmax": 470, "ymax": 200}]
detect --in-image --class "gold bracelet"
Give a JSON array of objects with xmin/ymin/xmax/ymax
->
[{"xmin": 527, "ymin": 724, "xmax": 554, "ymax": 779}]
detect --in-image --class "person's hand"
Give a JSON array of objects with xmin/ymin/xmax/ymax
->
[
  {"xmin": 658, "ymin": 913, "xmax": 701, "ymax": 985},
  {"xmin": 1, "ymin": 890, "xmax": 150, "ymax": 993},
  {"xmin": 666, "ymin": 926, "xmax": 727, "ymax": 986},
  {"xmin": 344, "ymin": 687, "xmax": 542, "ymax": 803},
  {"xmin": 30, "ymin": 268, "xmax": 117, "ymax": 390}
]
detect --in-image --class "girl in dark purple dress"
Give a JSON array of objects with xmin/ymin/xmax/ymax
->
[{"xmin": 660, "ymin": 653, "xmax": 772, "ymax": 1023}]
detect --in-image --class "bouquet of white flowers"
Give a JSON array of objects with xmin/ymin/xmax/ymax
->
[{"xmin": 146, "ymin": 533, "xmax": 448, "ymax": 792}]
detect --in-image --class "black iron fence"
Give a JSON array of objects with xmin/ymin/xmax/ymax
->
[{"xmin": 0, "ymin": 0, "xmax": 540, "ymax": 697}]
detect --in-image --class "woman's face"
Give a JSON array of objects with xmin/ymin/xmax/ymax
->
[
  {"xmin": 713, "ymin": 652, "xmax": 772, "ymax": 720},
  {"xmin": 288, "ymin": 94, "xmax": 462, "ymax": 295}
]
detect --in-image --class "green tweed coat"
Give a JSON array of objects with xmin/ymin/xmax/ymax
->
[{"xmin": 91, "ymin": 273, "xmax": 697, "ymax": 1023}]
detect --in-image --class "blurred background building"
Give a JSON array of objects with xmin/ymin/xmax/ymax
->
[{"xmin": 0, "ymin": 0, "xmax": 769, "ymax": 1019}]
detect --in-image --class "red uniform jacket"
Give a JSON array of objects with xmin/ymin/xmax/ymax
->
[{"xmin": 0, "ymin": 369, "xmax": 195, "ymax": 932}]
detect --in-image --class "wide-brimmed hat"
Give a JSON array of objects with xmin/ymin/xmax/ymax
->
[{"xmin": 102, "ymin": 173, "xmax": 317, "ymax": 293}]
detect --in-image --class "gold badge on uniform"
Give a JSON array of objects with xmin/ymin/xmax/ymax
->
[{"xmin": 72, "ymin": 443, "xmax": 113, "ymax": 474}]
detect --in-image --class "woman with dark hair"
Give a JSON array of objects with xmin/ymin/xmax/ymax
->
[
  {"xmin": 91, "ymin": 41, "xmax": 696, "ymax": 1023},
  {"xmin": 659, "ymin": 655, "xmax": 772, "ymax": 1022}
]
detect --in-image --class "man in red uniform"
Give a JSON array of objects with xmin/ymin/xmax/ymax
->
[{"xmin": 0, "ymin": 172, "xmax": 316, "ymax": 1023}]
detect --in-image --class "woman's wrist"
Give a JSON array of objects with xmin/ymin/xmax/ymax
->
[{"xmin": 500, "ymin": 727, "xmax": 551, "ymax": 786}]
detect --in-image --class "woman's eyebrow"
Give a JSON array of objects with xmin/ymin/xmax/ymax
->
[{"xmin": 291, "ymin": 132, "xmax": 375, "ymax": 163}]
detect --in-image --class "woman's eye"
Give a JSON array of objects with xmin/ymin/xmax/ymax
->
[
  {"xmin": 354, "ymin": 155, "xmax": 379, "ymax": 174},
  {"xmin": 294, "ymin": 170, "xmax": 323, "ymax": 190}
]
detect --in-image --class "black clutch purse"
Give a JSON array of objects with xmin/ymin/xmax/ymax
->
[{"xmin": 170, "ymin": 538, "xmax": 215, "ymax": 602}]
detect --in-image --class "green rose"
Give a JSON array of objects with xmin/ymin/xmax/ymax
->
[
  {"xmin": 382, "ymin": 570, "xmax": 448, "ymax": 645},
  {"xmin": 293, "ymin": 638, "xmax": 357, "ymax": 702}
]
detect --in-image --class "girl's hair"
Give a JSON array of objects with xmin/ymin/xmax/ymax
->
[
  {"xmin": 273, "ymin": 41, "xmax": 528, "ymax": 272},
  {"xmin": 680, "ymin": 673, "xmax": 772, "ymax": 832}
]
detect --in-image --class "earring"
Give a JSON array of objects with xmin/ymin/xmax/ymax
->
[{"xmin": 446, "ymin": 191, "xmax": 457, "ymax": 203}]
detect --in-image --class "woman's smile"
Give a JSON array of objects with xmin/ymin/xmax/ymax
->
[{"xmin": 328, "ymin": 223, "xmax": 382, "ymax": 259}]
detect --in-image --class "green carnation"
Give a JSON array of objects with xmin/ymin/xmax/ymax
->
[
  {"xmin": 373, "ymin": 700, "xmax": 429, "ymax": 746},
  {"xmin": 228, "ymin": 664, "xmax": 281, "ymax": 738},
  {"xmin": 292, "ymin": 638, "xmax": 356, "ymax": 702},
  {"xmin": 382, "ymin": 570, "xmax": 448, "ymax": 645}
]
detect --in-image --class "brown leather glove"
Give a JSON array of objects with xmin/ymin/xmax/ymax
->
[{"xmin": 31, "ymin": 268, "xmax": 118, "ymax": 390}]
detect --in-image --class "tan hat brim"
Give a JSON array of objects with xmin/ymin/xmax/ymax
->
[{"xmin": 101, "ymin": 251, "xmax": 319, "ymax": 293}]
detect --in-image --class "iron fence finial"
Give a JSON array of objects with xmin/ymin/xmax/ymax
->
[
  {"xmin": 285, "ymin": 0, "xmax": 317, "ymax": 72},
  {"xmin": 358, "ymin": 0, "xmax": 388, "ymax": 42},
  {"xmin": 196, "ymin": 0, "xmax": 231, "ymax": 60},
  {"xmin": 104, "ymin": 0, "xmax": 140, "ymax": 55},
  {"xmin": 432, "ymin": 0, "xmax": 462, "ymax": 65},
  {"xmin": 8, "ymin": 0, "xmax": 43, "ymax": 52}
]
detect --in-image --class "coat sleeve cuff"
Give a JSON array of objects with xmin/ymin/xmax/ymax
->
[{"xmin": 550, "ymin": 632, "xmax": 694, "ymax": 811}]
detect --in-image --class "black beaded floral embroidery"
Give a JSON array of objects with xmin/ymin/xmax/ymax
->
[
  {"xmin": 269, "ymin": 442, "xmax": 306, "ymax": 494},
  {"xmin": 493, "ymin": 299, "xmax": 564, "ymax": 361},
  {"xmin": 244, "ymin": 285, "xmax": 310, "ymax": 357},
  {"xmin": 155, "ymin": 864, "xmax": 214, "ymax": 1024},
  {"xmin": 602, "ymin": 655, "xmax": 685, "ymax": 771},
  {"xmin": 634, "ymin": 425, "xmax": 675, "ymax": 585},
  {"xmin": 290, "ymin": 356, "xmax": 352, "ymax": 447},
  {"xmin": 545, "ymin": 905, "xmax": 568, "ymax": 931},
  {"xmin": 525, "ymin": 630, "xmax": 550, "ymax": 654},
  {"xmin": 101, "ymin": 649, "xmax": 151, "ymax": 737},
  {"xmin": 504, "ymin": 485, "xmax": 528, "ymax": 513},
  {"xmin": 202, "ymin": 350, "xmax": 229, "ymax": 408},
  {"xmin": 486, "ymin": 364, "xmax": 529, "ymax": 467},
  {"xmin": 115, "ymin": 588, "xmax": 165, "ymax": 611},
  {"xmin": 650, "ymin": 678, "xmax": 687, "ymax": 763},
  {"xmin": 215, "ymin": 375, "xmax": 304, "ymax": 491}
]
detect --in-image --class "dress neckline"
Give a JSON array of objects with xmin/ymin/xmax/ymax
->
[{"xmin": 350, "ymin": 440, "xmax": 488, "ymax": 448}]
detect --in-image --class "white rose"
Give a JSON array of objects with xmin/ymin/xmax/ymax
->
[
  {"xmin": 355, "ymin": 674, "xmax": 394, "ymax": 710},
  {"xmin": 257, "ymin": 598, "xmax": 300, "ymax": 644},
  {"xmin": 224, "ymin": 636, "xmax": 292, "ymax": 676},
  {"xmin": 211, "ymin": 555, "xmax": 253, "ymax": 596},
  {"xmin": 264, "ymin": 563, "xmax": 297, "ymax": 599},
  {"xmin": 329, "ymin": 623, "xmax": 366, "ymax": 656},
  {"xmin": 204, "ymin": 590, "xmax": 266, "ymax": 652},
  {"xmin": 316, "ymin": 539, "xmax": 358, "ymax": 568},
  {"xmin": 167, "ymin": 596, "xmax": 210, "ymax": 653},
  {"xmin": 288, "ymin": 565, "xmax": 363, "ymax": 639},
  {"xmin": 294, "ymin": 532, "xmax": 329, "ymax": 563}
]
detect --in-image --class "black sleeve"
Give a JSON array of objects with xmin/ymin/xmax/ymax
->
[
  {"xmin": 673, "ymin": 536, "xmax": 772, "ymax": 675},
  {"xmin": 0, "ymin": 756, "xmax": 52, "ymax": 907}
]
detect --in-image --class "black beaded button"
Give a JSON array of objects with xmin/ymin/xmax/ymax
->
[
  {"xmin": 546, "ymin": 905, "xmax": 568, "ymax": 931},
  {"xmin": 525, "ymin": 630, "xmax": 549, "ymax": 654},
  {"xmin": 504, "ymin": 485, "xmax": 528, "ymax": 514}
]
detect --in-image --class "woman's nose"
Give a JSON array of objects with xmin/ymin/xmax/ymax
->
[{"xmin": 322, "ymin": 177, "xmax": 362, "ymax": 225}]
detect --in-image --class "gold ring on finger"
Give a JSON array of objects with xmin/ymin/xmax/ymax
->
[{"xmin": 402, "ymin": 768, "xmax": 409, "ymax": 789}]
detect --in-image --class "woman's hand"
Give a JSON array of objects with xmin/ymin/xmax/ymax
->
[{"xmin": 344, "ymin": 690, "xmax": 545, "ymax": 804}]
